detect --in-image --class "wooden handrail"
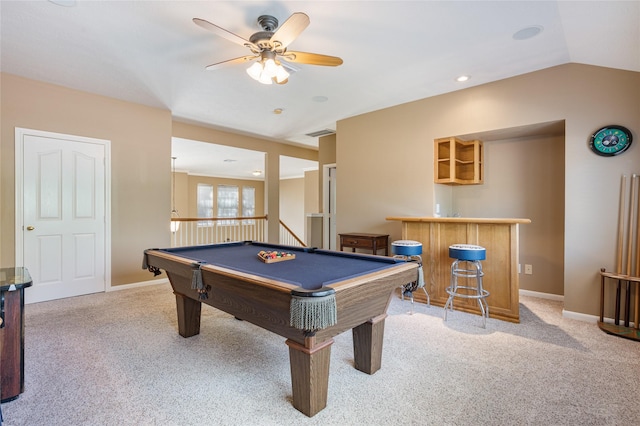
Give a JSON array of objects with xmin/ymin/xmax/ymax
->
[
  {"xmin": 171, "ymin": 215, "xmax": 268, "ymax": 223},
  {"xmin": 279, "ymin": 220, "xmax": 306, "ymax": 247}
]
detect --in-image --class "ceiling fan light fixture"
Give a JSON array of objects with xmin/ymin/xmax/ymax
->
[
  {"xmin": 247, "ymin": 62, "xmax": 263, "ymax": 80},
  {"xmin": 246, "ymin": 60, "xmax": 274, "ymax": 84},
  {"xmin": 246, "ymin": 52, "xmax": 290, "ymax": 85},
  {"xmin": 257, "ymin": 71, "xmax": 274, "ymax": 85},
  {"xmin": 274, "ymin": 62, "xmax": 290, "ymax": 84},
  {"xmin": 263, "ymin": 58, "xmax": 277, "ymax": 74}
]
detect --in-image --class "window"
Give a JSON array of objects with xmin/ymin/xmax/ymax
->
[
  {"xmin": 196, "ymin": 184, "xmax": 213, "ymax": 218},
  {"xmin": 242, "ymin": 186, "xmax": 255, "ymax": 218},
  {"xmin": 217, "ymin": 185, "xmax": 238, "ymax": 225},
  {"xmin": 196, "ymin": 184, "xmax": 255, "ymax": 226}
]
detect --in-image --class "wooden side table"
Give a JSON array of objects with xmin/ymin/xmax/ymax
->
[
  {"xmin": 1, "ymin": 267, "xmax": 33, "ymax": 402},
  {"xmin": 339, "ymin": 233, "xmax": 389, "ymax": 256}
]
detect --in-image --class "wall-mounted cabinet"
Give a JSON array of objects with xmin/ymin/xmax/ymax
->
[{"xmin": 434, "ymin": 137, "xmax": 483, "ymax": 185}]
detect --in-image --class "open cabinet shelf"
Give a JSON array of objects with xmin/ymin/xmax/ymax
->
[{"xmin": 434, "ymin": 137, "xmax": 483, "ymax": 185}]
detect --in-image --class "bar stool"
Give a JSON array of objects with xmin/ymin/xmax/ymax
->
[
  {"xmin": 444, "ymin": 244, "xmax": 489, "ymax": 327},
  {"xmin": 392, "ymin": 240, "xmax": 429, "ymax": 314}
]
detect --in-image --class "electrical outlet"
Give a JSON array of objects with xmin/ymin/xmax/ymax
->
[{"xmin": 525, "ymin": 264, "xmax": 533, "ymax": 275}]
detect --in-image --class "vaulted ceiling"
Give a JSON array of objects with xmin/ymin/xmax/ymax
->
[{"xmin": 2, "ymin": 1, "xmax": 638, "ymax": 177}]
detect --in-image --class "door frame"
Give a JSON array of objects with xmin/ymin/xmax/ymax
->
[
  {"xmin": 322, "ymin": 163, "xmax": 336, "ymax": 250},
  {"xmin": 14, "ymin": 127, "xmax": 112, "ymax": 292}
]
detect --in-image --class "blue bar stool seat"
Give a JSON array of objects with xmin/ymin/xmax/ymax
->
[
  {"xmin": 444, "ymin": 244, "xmax": 490, "ymax": 327},
  {"xmin": 392, "ymin": 240, "xmax": 429, "ymax": 313}
]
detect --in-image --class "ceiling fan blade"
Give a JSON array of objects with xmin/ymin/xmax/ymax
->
[
  {"xmin": 282, "ymin": 51, "xmax": 343, "ymax": 66},
  {"xmin": 270, "ymin": 12, "xmax": 310, "ymax": 49},
  {"xmin": 205, "ymin": 55, "xmax": 258, "ymax": 71},
  {"xmin": 193, "ymin": 18, "xmax": 258, "ymax": 50}
]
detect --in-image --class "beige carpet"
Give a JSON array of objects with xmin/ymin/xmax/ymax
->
[{"xmin": 2, "ymin": 282, "xmax": 639, "ymax": 425}]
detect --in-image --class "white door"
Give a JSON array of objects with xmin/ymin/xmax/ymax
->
[{"xmin": 16, "ymin": 128, "xmax": 110, "ymax": 304}]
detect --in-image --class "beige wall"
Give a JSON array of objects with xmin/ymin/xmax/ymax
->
[
  {"xmin": 172, "ymin": 171, "xmax": 189, "ymax": 217},
  {"xmin": 1, "ymin": 73, "xmax": 172, "ymax": 285},
  {"xmin": 304, "ymin": 169, "xmax": 319, "ymax": 215},
  {"xmin": 280, "ymin": 178, "xmax": 305, "ymax": 240},
  {"xmin": 172, "ymin": 121, "xmax": 318, "ymax": 162},
  {"xmin": 1, "ymin": 73, "xmax": 318, "ymax": 287},
  {"xmin": 317, "ymin": 134, "xmax": 336, "ymax": 212},
  {"xmin": 337, "ymin": 64, "xmax": 640, "ymax": 317},
  {"xmin": 454, "ymin": 135, "xmax": 565, "ymax": 295}
]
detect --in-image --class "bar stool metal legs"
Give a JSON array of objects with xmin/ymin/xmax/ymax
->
[
  {"xmin": 444, "ymin": 244, "xmax": 489, "ymax": 328},
  {"xmin": 392, "ymin": 240, "xmax": 429, "ymax": 314},
  {"xmin": 397, "ymin": 255, "xmax": 430, "ymax": 314}
]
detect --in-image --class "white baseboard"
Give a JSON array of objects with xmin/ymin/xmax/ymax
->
[
  {"xmin": 562, "ymin": 309, "xmax": 599, "ymax": 323},
  {"xmin": 519, "ymin": 289, "xmax": 564, "ymax": 301},
  {"xmin": 107, "ymin": 278, "xmax": 168, "ymax": 292},
  {"xmin": 518, "ymin": 289, "xmax": 602, "ymax": 324}
]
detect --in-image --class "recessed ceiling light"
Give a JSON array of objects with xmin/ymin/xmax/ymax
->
[
  {"xmin": 513, "ymin": 25, "xmax": 543, "ymax": 40},
  {"xmin": 223, "ymin": 159, "xmax": 236, "ymax": 163},
  {"xmin": 252, "ymin": 170, "xmax": 262, "ymax": 176},
  {"xmin": 273, "ymin": 108, "xmax": 283, "ymax": 114},
  {"xmin": 456, "ymin": 75, "xmax": 470, "ymax": 82},
  {"xmin": 312, "ymin": 96, "xmax": 328, "ymax": 103}
]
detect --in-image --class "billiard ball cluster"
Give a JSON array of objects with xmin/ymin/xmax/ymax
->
[
  {"xmin": 257, "ymin": 250, "xmax": 296, "ymax": 263},
  {"xmin": 258, "ymin": 250, "xmax": 294, "ymax": 260}
]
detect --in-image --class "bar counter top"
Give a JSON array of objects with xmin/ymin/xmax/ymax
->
[{"xmin": 386, "ymin": 216, "xmax": 531, "ymax": 225}]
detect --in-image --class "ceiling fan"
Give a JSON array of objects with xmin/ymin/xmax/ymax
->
[{"xmin": 193, "ymin": 12, "xmax": 343, "ymax": 85}]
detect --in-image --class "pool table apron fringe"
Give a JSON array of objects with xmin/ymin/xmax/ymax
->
[
  {"xmin": 290, "ymin": 293, "xmax": 337, "ymax": 331},
  {"xmin": 143, "ymin": 252, "xmax": 210, "ymax": 300},
  {"xmin": 188, "ymin": 262, "xmax": 210, "ymax": 300}
]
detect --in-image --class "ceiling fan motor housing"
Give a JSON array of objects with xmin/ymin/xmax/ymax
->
[
  {"xmin": 249, "ymin": 32, "xmax": 275, "ymax": 50},
  {"xmin": 257, "ymin": 15, "xmax": 278, "ymax": 32},
  {"xmin": 249, "ymin": 15, "xmax": 280, "ymax": 51}
]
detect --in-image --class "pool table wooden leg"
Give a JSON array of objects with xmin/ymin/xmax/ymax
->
[
  {"xmin": 174, "ymin": 292, "xmax": 201, "ymax": 338},
  {"xmin": 285, "ymin": 338, "xmax": 334, "ymax": 417},
  {"xmin": 352, "ymin": 313, "xmax": 387, "ymax": 374}
]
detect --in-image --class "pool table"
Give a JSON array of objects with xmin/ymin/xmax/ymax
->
[{"xmin": 143, "ymin": 241, "xmax": 418, "ymax": 417}]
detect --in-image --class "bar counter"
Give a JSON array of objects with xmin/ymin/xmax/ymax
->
[{"xmin": 386, "ymin": 216, "xmax": 531, "ymax": 323}]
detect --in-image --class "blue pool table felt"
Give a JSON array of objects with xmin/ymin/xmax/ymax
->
[{"xmin": 161, "ymin": 242, "xmax": 403, "ymax": 290}]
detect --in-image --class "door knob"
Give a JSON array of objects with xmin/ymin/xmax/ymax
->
[{"xmin": 26, "ymin": 226, "xmax": 35, "ymax": 231}]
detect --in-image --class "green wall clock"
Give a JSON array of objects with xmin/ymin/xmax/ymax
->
[{"xmin": 589, "ymin": 125, "xmax": 633, "ymax": 156}]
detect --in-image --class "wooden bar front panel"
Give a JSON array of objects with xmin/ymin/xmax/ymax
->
[{"xmin": 394, "ymin": 218, "xmax": 525, "ymax": 323}]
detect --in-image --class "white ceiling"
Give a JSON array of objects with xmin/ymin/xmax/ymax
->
[{"xmin": 2, "ymin": 1, "xmax": 639, "ymax": 179}]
